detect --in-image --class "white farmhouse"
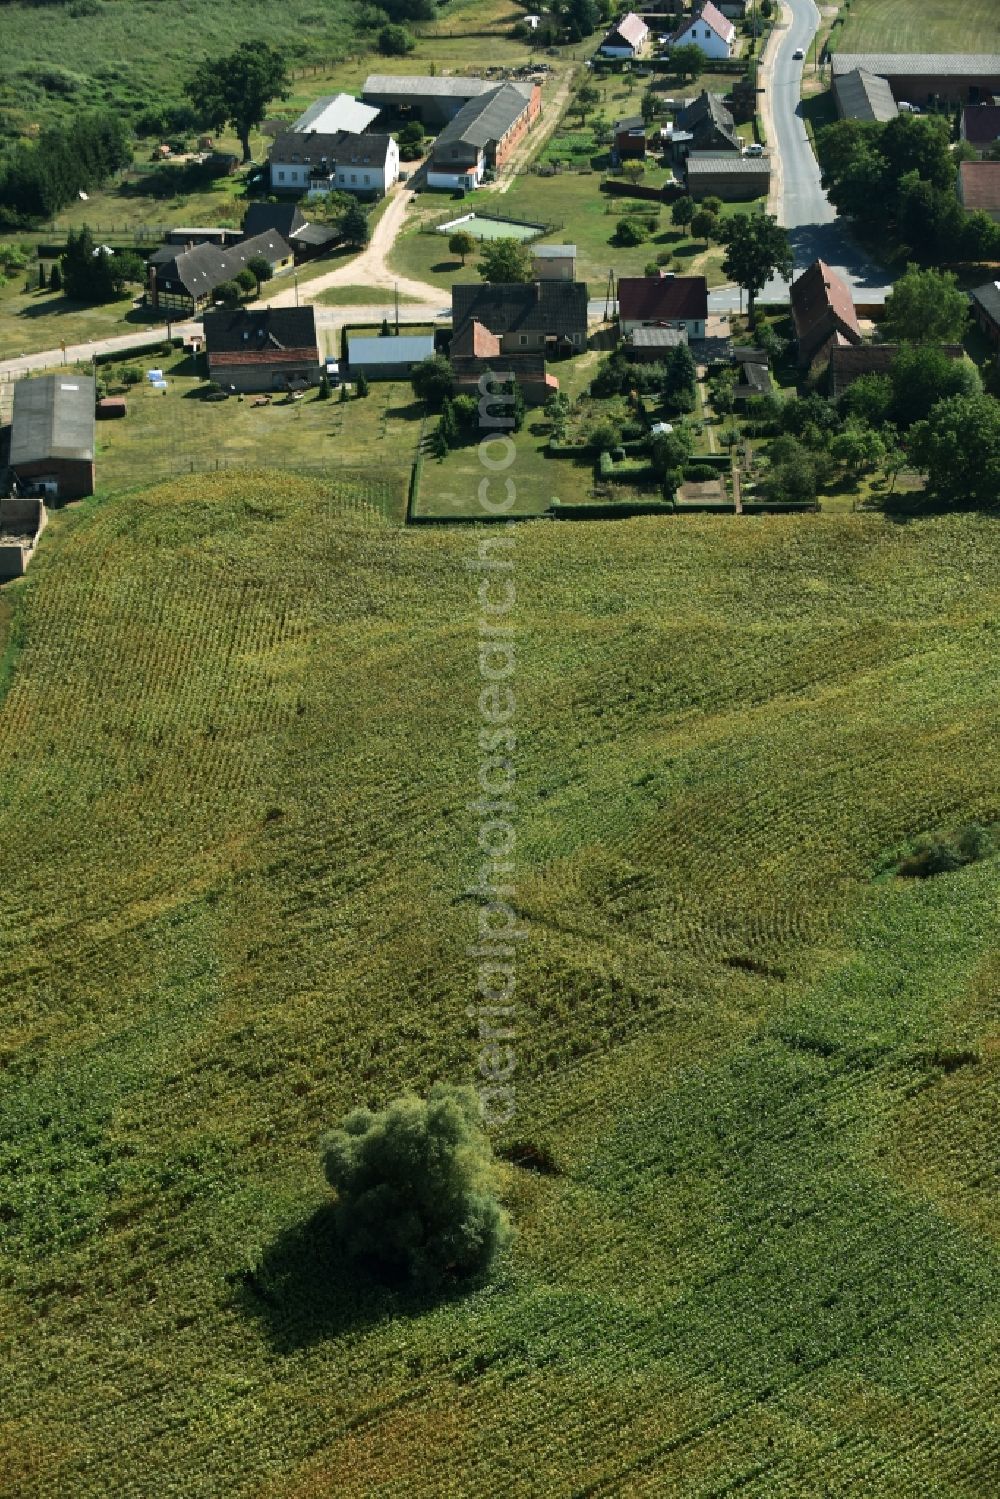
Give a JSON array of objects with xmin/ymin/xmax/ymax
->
[
  {"xmin": 599, "ymin": 13, "xmax": 650, "ymax": 60},
  {"xmin": 671, "ymin": 3, "xmax": 736, "ymax": 61},
  {"xmin": 269, "ymin": 132, "xmax": 400, "ymax": 196}
]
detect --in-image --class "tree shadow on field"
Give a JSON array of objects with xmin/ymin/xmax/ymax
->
[{"xmin": 231, "ymin": 1203, "xmax": 473, "ymax": 1353}]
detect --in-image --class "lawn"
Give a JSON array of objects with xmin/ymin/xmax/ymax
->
[
  {"xmin": 1, "ymin": 481, "xmax": 998, "ymax": 1495},
  {"xmin": 89, "ymin": 353, "xmax": 418, "ymax": 513},
  {"xmin": 834, "ymin": 0, "xmax": 1000, "ymax": 54}
]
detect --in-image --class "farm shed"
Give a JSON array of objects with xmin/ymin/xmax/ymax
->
[
  {"xmin": 9, "ymin": 375, "xmax": 96, "ymax": 500},
  {"xmin": 830, "ymin": 53, "xmax": 1000, "ymax": 107},
  {"xmin": 361, "ymin": 74, "xmax": 495, "ymax": 127},
  {"xmin": 203, "ymin": 307, "xmax": 321, "ymax": 394},
  {"xmin": 346, "ymin": 333, "xmax": 435, "ymax": 379},
  {"xmin": 686, "ymin": 152, "xmax": 770, "ymax": 200}
]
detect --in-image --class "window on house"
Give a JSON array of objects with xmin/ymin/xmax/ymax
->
[
  {"xmin": 363, "ymin": 174, "xmax": 370, "ymax": 184},
  {"xmin": 351, "ymin": 173, "xmax": 357, "ymax": 183},
  {"xmin": 520, "ymin": 335, "xmax": 528, "ymax": 346},
  {"xmin": 277, "ymin": 170, "xmax": 285, "ymax": 182}
]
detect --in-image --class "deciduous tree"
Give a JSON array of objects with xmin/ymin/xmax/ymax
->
[
  {"xmin": 883, "ymin": 264, "xmax": 969, "ymax": 345},
  {"xmin": 186, "ymin": 41, "xmax": 289, "ymax": 163},
  {"xmin": 477, "ymin": 237, "xmax": 533, "ymax": 283},
  {"xmin": 719, "ymin": 212, "xmax": 792, "ymax": 327}
]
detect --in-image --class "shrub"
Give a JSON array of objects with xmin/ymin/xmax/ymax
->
[
  {"xmin": 120, "ymin": 366, "xmax": 142, "ymax": 388},
  {"xmin": 321, "ymin": 1085, "xmax": 511, "ymax": 1290},
  {"xmin": 613, "ymin": 217, "xmax": 648, "ymax": 246},
  {"xmin": 895, "ymin": 822, "xmax": 995, "ymax": 878},
  {"xmin": 684, "ymin": 463, "xmax": 719, "ymax": 482},
  {"xmin": 378, "ymin": 24, "xmax": 415, "ymax": 56}
]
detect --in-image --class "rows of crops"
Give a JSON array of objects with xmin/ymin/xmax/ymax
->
[{"xmin": 0, "ymin": 480, "xmax": 998, "ymax": 1495}]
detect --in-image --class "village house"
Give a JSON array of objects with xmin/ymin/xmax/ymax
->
[
  {"xmin": 8, "ymin": 374, "xmax": 96, "ymax": 501},
  {"xmin": 958, "ymin": 161, "xmax": 1000, "ymax": 223},
  {"xmin": 202, "ymin": 307, "xmax": 322, "ymax": 394},
  {"xmin": 612, "ymin": 115, "xmax": 647, "ymax": 164},
  {"xmin": 687, "ymin": 152, "xmax": 770, "ymax": 199},
  {"xmin": 670, "ymin": 3, "xmax": 736, "ymax": 62},
  {"xmin": 241, "ymin": 202, "xmax": 340, "ymax": 260},
  {"xmin": 969, "ymin": 281, "xmax": 1000, "ymax": 349},
  {"xmin": 531, "ymin": 245, "xmax": 577, "ymax": 282},
  {"xmin": 450, "ymin": 320, "xmax": 555, "ymax": 404},
  {"xmin": 426, "ymin": 83, "xmax": 540, "ymax": 191},
  {"xmin": 731, "ymin": 346, "xmax": 772, "ymax": 404},
  {"xmin": 362, "ymin": 74, "xmax": 496, "ymax": 128},
  {"xmin": 346, "ymin": 332, "xmax": 436, "ymax": 380},
  {"xmin": 269, "ymin": 131, "xmax": 399, "ymax": 196},
  {"xmin": 830, "ymin": 53, "xmax": 1000, "ymax": 107},
  {"xmin": 599, "ymin": 13, "xmax": 650, "ymax": 59},
  {"xmin": 451, "ymin": 280, "xmax": 589, "ymax": 357},
  {"xmin": 147, "ymin": 231, "xmax": 294, "ymax": 313},
  {"xmin": 960, "ymin": 105, "xmax": 1000, "ymax": 157},
  {"xmin": 831, "ymin": 67, "xmax": 899, "ymax": 123},
  {"xmin": 617, "ymin": 274, "xmax": 709, "ymax": 341},
  {"xmin": 675, "ymin": 92, "xmax": 740, "ymax": 158},
  {"xmin": 789, "ymin": 259, "xmax": 862, "ymax": 368}
]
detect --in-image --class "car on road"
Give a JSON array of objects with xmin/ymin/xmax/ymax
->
[
  {"xmin": 744, "ymin": 143, "xmax": 765, "ymax": 156},
  {"xmin": 792, "ymin": 46, "xmax": 805, "ymax": 59},
  {"xmin": 898, "ymin": 101, "xmax": 921, "ymax": 113}
]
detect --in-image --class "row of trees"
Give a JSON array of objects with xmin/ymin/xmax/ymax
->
[{"xmin": 816, "ymin": 113, "xmax": 1000, "ymax": 263}]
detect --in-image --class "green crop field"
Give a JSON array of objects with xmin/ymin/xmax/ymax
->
[
  {"xmin": 835, "ymin": 0, "xmax": 1000, "ymax": 55},
  {"xmin": 1, "ymin": 475, "xmax": 998, "ymax": 1495}
]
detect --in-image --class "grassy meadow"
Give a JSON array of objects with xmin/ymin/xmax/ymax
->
[
  {"xmin": 834, "ymin": 0, "xmax": 1000, "ymax": 54},
  {"xmin": 0, "ymin": 474, "xmax": 998, "ymax": 1494}
]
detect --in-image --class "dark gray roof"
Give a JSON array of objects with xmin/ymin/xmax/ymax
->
[
  {"xmin": 10, "ymin": 375, "xmax": 95, "ymax": 467},
  {"xmin": 452, "ymin": 280, "xmax": 589, "ymax": 337},
  {"xmin": 149, "ymin": 231, "xmax": 292, "ymax": 299},
  {"xmin": 363, "ymin": 74, "xmax": 496, "ymax": 100},
  {"xmin": 203, "ymin": 307, "xmax": 318, "ymax": 355},
  {"xmin": 628, "ymin": 326, "xmax": 687, "ymax": 347},
  {"xmin": 615, "ymin": 115, "xmax": 645, "ymax": 132},
  {"xmin": 291, "ymin": 221, "xmax": 339, "ymax": 248},
  {"xmin": 971, "ymin": 280, "xmax": 1000, "ymax": 326},
  {"xmin": 242, "ymin": 202, "xmax": 306, "ymax": 241},
  {"xmin": 270, "ymin": 131, "xmax": 394, "ymax": 168},
  {"xmin": 832, "ymin": 68, "xmax": 898, "ymax": 122},
  {"xmin": 734, "ymin": 360, "xmax": 772, "ymax": 395},
  {"xmin": 832, "ymin": 53, "xmax": 1000, "ymax": 78},
  {"xmin": 678, "ymin": 91, "xmax": 736, "ymax": 139},
  {"xmin": 430, "ymin": 84, "xmax": 534, "ymax": 164}
]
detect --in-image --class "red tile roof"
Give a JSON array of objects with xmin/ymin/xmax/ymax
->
[
  {"xmin": 959, "ymin": 160, "xmax": 1000, "ymax": 212},
  {"xmin": 617, "ymin": 275, "xmax": 709, "ymax": 323},
  {"xmin": 790, "ymin": 260, "xmax": 861, "ymax": 359},
  {"xmin": 699, "ymin": 2, "xmax": 736, "ymax": 41},
  {"xmin": 604, "ymin": 12, "xmax": 648, "ymax": 49}
]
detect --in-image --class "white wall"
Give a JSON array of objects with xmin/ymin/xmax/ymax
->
[{"xmin": 673, "ymin": 20, "xmax": 733, "ymax": 59}]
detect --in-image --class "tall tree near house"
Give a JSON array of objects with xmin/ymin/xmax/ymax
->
[
  {"xmin": 883, "ymin": 264, "xmax": 969, "ymax": 346},
  {"xmin": 342, "ymin": 200, "xmax": 370, "ymax": 247},
  {"xmin": 448, "ymin": 230, "xmax": 476, "ymax": 265},
  {"xmin": 909, "ymin": 394, "xmax": 1000, "ymax": 511},
  {"xmin": 719, "ymin": 212, "xmax": 792, "ymax": 328},
  {"xmin": 186, "ymin": 41, "xmax": 289, "ymax": 164},
  {"xmin": 477, "ymin": 237, "xmax": 533, "ymax": 284},
  {"xmin": 246, "ymin": 254, "xmax": 273, "ymax": 290},
  {"xmin": 670, "ymin": 44, "xmax": 705, "ymax": 83}
]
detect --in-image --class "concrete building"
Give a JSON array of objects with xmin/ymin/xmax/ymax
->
[
  {"xmin": 426, "ymin": 83, "xmax": 540, "ymax": 191},
  {"xmin": 9, "ymin": 374, "xmax": 96, "ymax": 500},
  {"xmin": 203, "ymin": 307, "xmax": 321, "ymax": 394},
  {"xmin": 617, "ymin": 275, "xmax": 708, "ymax": 340},
  {"xmin": 831, "ymin": 53, "xmax": 1000, "ymax": 107},
  {"xmin": 686, "ymin": 152, "xmax": 770, "ymax": 199},
  {"xmin": 831, "ymin": 67, "xmax": 899, "ymax": 123},
  {"xmin": 0, "ymin": 497, "xmax": 46, "ymax": 580},
  {"xmin": 531, "ymin": 245, "xmax": 577, "ymax": 281}
]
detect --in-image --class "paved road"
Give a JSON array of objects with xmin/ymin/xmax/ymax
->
[{"xmin": 759, "ymin": 0, "xmax": 892, "ymax": 301}]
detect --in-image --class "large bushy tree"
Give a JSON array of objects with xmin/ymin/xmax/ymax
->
[
  {"xmin": 719, "ymin": 212, "xmax": 793, "ymax": 327},
  {"xmin": 477, "ymin": 237, "xmax": 533, "ymax": 284},
  {"xmin": 910, "ymin": 394, "xmax": 1000, "ymax": 511},
  {"xmin": 883, "ymin": 264, "xmax": 969, "ymax": 346},
  {"xmin": 187, "ymin": 41, "xmax": 289, "ymax": 163},
  {"xmin": 321, "ymin": 1084, "xmax": 511, "ymax": 1289}
]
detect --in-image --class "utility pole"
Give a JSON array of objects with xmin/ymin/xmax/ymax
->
[
  {"xmin": 395, "ymin": 280, "xmax": 400, "ymax": 335},
  {"xmin": 294, "ymin": 271, "xmax": 299, "ymax": 307}
]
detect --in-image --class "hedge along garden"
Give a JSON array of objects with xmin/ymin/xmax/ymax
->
[{"xmin": 0, "ymin": 476, "xmax": 998, "ymax": 1495}]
